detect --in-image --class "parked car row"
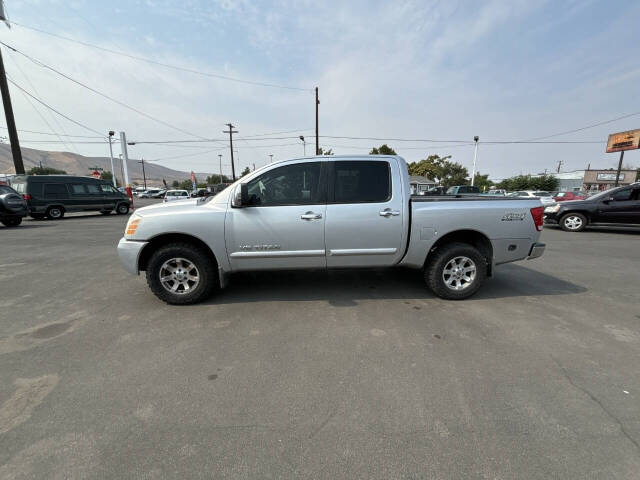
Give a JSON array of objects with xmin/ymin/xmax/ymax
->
[
  {"xmin": 0, "ymin": 184, "xmax": 27, "ymax": 226},
  {"xmin": 544, "ymin": 183, "xmax": 640, "ymax": 231},
  {"xmin": 11, "ymin": 175, "xmax": 131, "ymax": 220}
]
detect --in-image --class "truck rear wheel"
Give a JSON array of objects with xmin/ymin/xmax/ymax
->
[
  {"xmin": 146, "ymin": 242, "xmax": 217, "ymax": 305},
  {"xmin": 424, "ymin": 242, "xmax": 486, "ymax": 300}
]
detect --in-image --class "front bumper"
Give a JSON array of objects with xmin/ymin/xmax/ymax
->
[
  {"xmin": 527, "ymin": 242, "xmax": 546, "ymax": 260},
  {"xmin": 117, "ymin": 237, "xmax": 148, "ymax": 275}
]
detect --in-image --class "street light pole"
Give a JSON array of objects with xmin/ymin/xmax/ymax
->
[
  {"xmin": 119, "ymin": 131, "xmax": 133, "ymax": 208},
  {"xmin": 107, "ymin": 131, "xmax": 117, "ymax": 187},
  {"xmin": 471, "ymin": 136, "xmax": 479, "ymax": 186},
  {"xmin": 299, "ymin": 135, "xmax": 306, "ymax": 156},
  {"xmin": 218, "ymin": 154, "xmax": 223, "ymax": 183},
  {"xmin": 269, "ymin": 154, "xmax": 273, "ymax": 163}
]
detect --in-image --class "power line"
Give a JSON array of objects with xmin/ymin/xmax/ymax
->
[
  {"xmin": 6, "ymin": 76, "xmax": 104, "ymax": 136},
  {"xmin": 0, "ymin": 40, "xmax": 214, "ymax": 141},
  {"xmin": 5, "ymin": 49, "xmax": 79, "ymax": 153},
  {"xmin": 11, "ymin": 21, "xmax": 313, "ymax": 92},
  {"xmin": 147, "ymin": 147, "xmax": 228, "ymax": 163},
  {"xmin": 0, "ymin": 126, "xmax": 103, "ymax": 138},
  {"xmin": 238, "ymin": 128, "xmax": 313, "ymax": 139},
  {"xmin": 520, "ymin": 110, "xmax": 640, "ymax": 142}
]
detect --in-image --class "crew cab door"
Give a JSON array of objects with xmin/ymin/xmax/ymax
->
[
  {"xmin": 225, "ymin": 160, "xmax": 327, "ymax": 271},
  {"xmin": 596, "ymin": 187, "xmax": 638, "ymax": 223},
  {"xmin": 325, "ymin": 158, "xmax": 406, "ymax": 267}
]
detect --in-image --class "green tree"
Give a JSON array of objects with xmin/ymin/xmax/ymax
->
[
  {"xmin": 472, "ymin": 172, "xmax": 493, "ymax": 192},
  {"xmin": 171, "ymin": 180, "xmax": 179, "ymax": 188},
  {"xmin": 496, "ymin": 174, "xmax": 558, "ymax": 192},
  {"xmin": 240, "ymin": 167, "xmax": 251, "ymax": 177},
  {"xmin": 101, "ymin": 170, "xmax": 114, "ymax": 184},
  {"xmin": 318, "ymin": 147, "xmax": 333, "ymax": 155},
  {"xmin": 179, "ymin": 180, "xmax": 193, "ymax": 191},
  {"xmin": 407, "ymin": 155, "xmax": 468, "ymax": 187},
  {"xmin": 27, "ymin": 166, "xmax": 66, "ymax": 175},
  {"xmin": 370, "ymin": 144, "xmax": 396, "ymax": 155},
  {"xmin": 206, "ymin": 174, "xmax": 228, "ymax": 184}
]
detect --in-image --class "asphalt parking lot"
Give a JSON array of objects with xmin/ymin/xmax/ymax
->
[{"xmin": 1, "ymin": 201, "xmax": 639, "ymax": 479}]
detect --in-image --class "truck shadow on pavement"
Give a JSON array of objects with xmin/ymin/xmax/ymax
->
[{"xmin": 206, "ymin": 264, "xmax": 586, "ymax": 306}]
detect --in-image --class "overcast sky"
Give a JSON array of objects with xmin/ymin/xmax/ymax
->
[{"xmin": 1, "ymin": 0, "xmax": 639, "ymax": 178}]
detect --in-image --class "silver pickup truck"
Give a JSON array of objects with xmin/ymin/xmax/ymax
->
[{"xmin": 118, "ymin": 155, "xmax": 545, "ymax": 304}]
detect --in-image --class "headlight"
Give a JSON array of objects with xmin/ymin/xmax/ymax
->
[
  {"xmin": 125, "ymin": 215, "xmax": 141, "ymax": 237},
  {"xmin": 544, "ymin": 205, "xmax": 561, "ymax": 213}
]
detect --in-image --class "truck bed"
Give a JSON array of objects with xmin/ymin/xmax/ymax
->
[{"xmin": 411, "ymin": 195, "xmax": 534, "ymax": 203}]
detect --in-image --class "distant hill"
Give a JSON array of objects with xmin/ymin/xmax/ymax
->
[{"xmin": 0, "ymin": 144, "xmax": 215, "ymax": 186}]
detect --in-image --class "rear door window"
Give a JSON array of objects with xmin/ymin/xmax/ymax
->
[
  {"xmin": 86, "ymin": 184, "xmax": 101, "ymax": 194},
  {"xmin": 100, "ymin": 184, "xmax": 117, "ymax": 193},
  {"xmin": 331, "ymin": 161, "xmax": 390, "ymax": 203},
  {"xmin": 43, "ymin": 183, "xmax": 69, "ymax": 199},
  {"xmin": 70, "ymin": 184, "xmax": 87, "ymax": 194}
]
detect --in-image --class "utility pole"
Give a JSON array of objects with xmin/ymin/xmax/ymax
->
[
  {"xmin": 252, "ymin": 163, "xmax": 255, "ymax": 171},
  {"xmin": 269, "ymin": 154, "xmax": 273, "ymax": 163},
  {"xmin": 0, "ymin": 46, "xmax": 24, "ymax": 174},
  {"xmin": 614, "ymin": 150, "xmax": 624, "ymax": 187},
  {"xmin": 315, "ymin": 87, "xmax": 319, "ymax": 155},
  {"xmin": 108, "ymin": 131, "xmax": 117, "ymax": 187},
  {"xmin": 223, "ymin": 123, "xmax": 238, "ymax": 181},
  {"xmin": 218, "ymin": 154, "xmax": 223, "ymax": 183},
  {"xmin": 119, "ymin": 131, "xmax": 133, "ymax": 208},
  {"xmin": 556, "ymin": 159, "xmax": 563, "ymax": 173},
  {"xmin": 470, "ymin": 136, "xmax": 479, "ymax": 186},
  {"xmin": 138, "ymin": 158, "xmax": 147, "ymax": 190}
]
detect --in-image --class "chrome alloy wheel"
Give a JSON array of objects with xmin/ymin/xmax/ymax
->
[
  {"xmin": 442, "ymin": 256, "xmax": 477, "ymax": 291},
  {"xmin": 564, "ymin": 215, "xmax": 583, "ymax": 230},
  {"xmin": 159, "ymin": 258, "xmax": 200, "ymax": 295}
]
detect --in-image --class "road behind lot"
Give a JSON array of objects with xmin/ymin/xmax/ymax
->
[{"xmin": 1, "ymin": 202, "xmax": 639, "ymax": 479}]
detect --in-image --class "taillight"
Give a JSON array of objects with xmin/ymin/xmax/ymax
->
[
  {"xmin": 22, "ymin": 194, "xmax": 32, "ymax": 201},
  {"xmin": 530, "ymin": 206, "xmax": 544, "ymax": 231}
]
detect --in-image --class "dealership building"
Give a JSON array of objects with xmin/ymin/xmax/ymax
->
[{"xmin": 547, "ymin": 169, "xmax": 637, "ymax": 192}]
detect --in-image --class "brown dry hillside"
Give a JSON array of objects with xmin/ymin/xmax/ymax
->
[{"xmin": 0, "ymin": 144, "xmax": 215, "ymax": 185}]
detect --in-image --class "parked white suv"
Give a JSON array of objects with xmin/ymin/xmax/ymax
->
[
  {"xmin": 163, "ymin": 190, "xmax": 190, "ymax": 202},
  {"xmin": 510, "ymin": 191, "xmax": 555, "ymax": 205}
]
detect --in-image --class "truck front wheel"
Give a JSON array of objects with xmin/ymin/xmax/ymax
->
[
  {"xmin": 146, "ymin": 243, "xmax": 217, "ymax": 305},
  {"xmin": 424, "ymin": 242, "xmax": 487, "ymax": 300}
]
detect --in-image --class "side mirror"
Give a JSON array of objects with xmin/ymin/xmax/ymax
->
[{"xmin": 232, "ymin": 183, "xmax": 249, "ymax": 207}]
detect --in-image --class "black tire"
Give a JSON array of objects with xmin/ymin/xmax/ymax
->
[
  {"xmin": 424, "ymin": 242, "xmax": 487, "ymax": 300},
  {"xmin": 146, "ymin": 242, "xmax": 217, "ymax": 305},
  {"xmin": 100, "ymin": 210, "xmax": 112, "ymax": 215},
  {"xmin": 1, "ymin": 217, "xmax": 22, "ymax": 227},
  {"xmin": 30, "ymin": 213, "xmax": 45, "ymax": 220},
  {"xmin": 559, "ymin": 212, "xmax": 587, "ymax": 232},
  {"xmin": 116, "ymin": 203, "xmax": 130, "ymax": 215},
  {"xmin": 46, "ymin": 206, "xmax": 64, "ymax": 219}
]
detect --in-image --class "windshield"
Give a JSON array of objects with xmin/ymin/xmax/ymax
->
[{"xmin": 587, "ymin": 188, "xmax": 618, "ymax": 200}]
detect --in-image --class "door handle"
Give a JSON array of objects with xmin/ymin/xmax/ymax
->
[
  {"xmin": 301, "ymin": 212, "xmax": 322, "ymax": 220},
  {"xmin": 379, "ymin": 208, "xmax": 400, "ymax": 217}
]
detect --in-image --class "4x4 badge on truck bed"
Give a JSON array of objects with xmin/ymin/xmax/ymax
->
[{"xmin": 501, "ymin": 213, "xmax": 526, "ymax": 221}]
